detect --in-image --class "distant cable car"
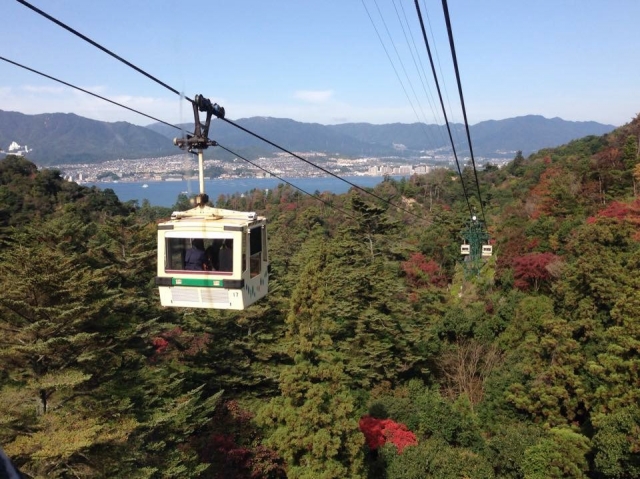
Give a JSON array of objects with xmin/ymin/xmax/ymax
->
[
  {"xmin": 154, "ymin": 94, "xmax": 269, "ymax": 309},
  {"xmin": 460, "ymin": 215, "xmax": 493, "ymax": 262},
  {"xmin": 155, "ymin": 202, "xmax": 268, "ymax": 309}
]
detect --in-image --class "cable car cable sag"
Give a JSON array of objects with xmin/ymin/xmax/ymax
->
[
  {"xmin": 441, "ymin": 0, "xmax": 487, "ymax": 225},
  {"xmin": 414, "ymin": 0, "xmax": 473, "ymax": 220},
  {"xmin": 17, "ymin": 0, "xmax": 428, "ymax": 224},
  {"xmin": 0, "ymin": 56, "xmax": 371, "ymax": 225},
  {"xmin": 215, "ymin": 143, "xmax": 362, "ymax": 222},
  {"xmin": 0, "ymin": 56, "xmax": 179, "ymax": 131},
  {"xmin": 218, "ymin": 117, "xmax": 426, "ymax": 222}
]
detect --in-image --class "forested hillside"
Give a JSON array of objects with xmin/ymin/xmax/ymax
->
[
  {"xmin": 0, "ymin": 110, "xmax": 176, "ymax": 166},
  {"xmin": 0, "ymin": 115, "xmax": 639, "ymax": 478},
  {"xmin": 0, "ymin": 109, "xmax": 615, "ymax": 166}
]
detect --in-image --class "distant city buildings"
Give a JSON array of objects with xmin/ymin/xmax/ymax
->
[
  {"xmin": 367, "ymin": 164, "xmax": 431, "ymax": 175},
  {"xmin": 17, "ymin": 150, "xmax": 511, "ymax": 184}
]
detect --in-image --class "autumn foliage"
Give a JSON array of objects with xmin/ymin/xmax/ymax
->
[
  {"xmin": 199, "ymin": 401, "xmax": 286, "ymax": 479},
  {"xmin": 151, "ymin": 337, "xmax": 169, "ymax": 353},
  {"xmin": 401, "ymin": 252, "xmax": 447, "ymax": 288},
  {"xmin": 512, "ymin": 252, "xmax": 563, "ymax": 291},
  {"xmin": 587, "ymin": 198, "xmax": 640, "ymax": 225},
  {"xmin": 359, "ymin": 415, "xmax": 417, "ymax": 454}
]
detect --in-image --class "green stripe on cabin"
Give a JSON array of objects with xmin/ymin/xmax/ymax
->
[{"xmin": 172, "ymin": 278, "xmax": 224, "ymax": 287}]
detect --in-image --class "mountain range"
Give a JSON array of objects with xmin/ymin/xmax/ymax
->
[{"xmin": 0, "ymin": 109, "xmax": 616, "ymax": 166}]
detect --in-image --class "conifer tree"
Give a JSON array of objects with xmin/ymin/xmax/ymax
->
[
  {"xmin": 257, "ymin": 242, "xmax": 365, "ymax": 478},
  {"xmin": 502, "ymin": 296, "xmax": 584, "ymax": 426},
  {"xmin": 0, "ymin": 221, "xmax": 134, "ymax": 475},
  {"xmin": 0, "ymin": 218, "xmax": 221, "ymax": 477},
  {"xmin": 321, "ymin": 196, "xmax": 428, "ymax": 388}
]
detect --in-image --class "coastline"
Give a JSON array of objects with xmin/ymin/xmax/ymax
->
[{"xmin": 90, "ymin": 175, "xmax": 406, "ymax": 208}]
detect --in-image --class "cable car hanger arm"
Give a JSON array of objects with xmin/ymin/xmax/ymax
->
[{"xmin": 173, "ymin": 94, "xmax": 225, "ymax": 153}]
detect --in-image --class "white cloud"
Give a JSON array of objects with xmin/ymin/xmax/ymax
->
[
  {"xmin": 0, "ymin": 83, "xmax": 184, "ymax": 126},
  {"xmin": 293, "ymin": 89, "xmax": 334, "ymax": 103},
  {"xmin": 0, "ymin": 82, "xmax": 475, "ymax": 125},
  {"xmin": 21, "ymin": 85, "xmax": 66, "ymax": 95}
]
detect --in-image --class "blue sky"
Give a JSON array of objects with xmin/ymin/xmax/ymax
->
[{"xmin": 2, "ymin": 0, "xmax": 639, "ymax": 127}]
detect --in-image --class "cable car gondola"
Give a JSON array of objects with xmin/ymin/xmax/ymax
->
[
  {"xmin": 154, "ymin": 94, "xmax": 269, "ymax": 309},
  {"xmin": 155, "ymin": 196, "xmax": 268, "ymax": 309}
]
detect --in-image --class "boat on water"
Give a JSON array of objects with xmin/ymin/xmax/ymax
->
[{"xmin": 142, "ymin": 184, "xmax": 149, "ymax": 188}]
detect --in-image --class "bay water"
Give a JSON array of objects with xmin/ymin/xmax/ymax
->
[{"xmin": 92, "ymin": 176, "xmax": 400, "ymax": 208}]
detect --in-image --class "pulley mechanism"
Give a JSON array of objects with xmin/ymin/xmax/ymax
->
[
  {"xmin": 172, "ymin": 94, "xmax": 225, "ymax": 205},
  {"xmin": 173, "ymin": 94, "xmax": 225, "ymax": 153}
]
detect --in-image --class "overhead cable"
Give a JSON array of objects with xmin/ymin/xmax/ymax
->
[
  {"xmin": 17, "ymin": 0, "xmax": 428, "ymax": 222},
  {"xmin": 0, "ymin": 56, "xmax": 365, "ymax": 224},
  {"xmin": 421, "ymin": 0, "xmax": 459, "ymax": 144},
  {"xmin": 441, "ymin": 0, "xmax": 487, "ymax": 224},
  {"xmin": 361, "ymin": 0, "xmax": 434, "ymax": 144},
  {"xmin": 215, "ymin": 143, "xmax": 361, "ymax": 222},
  {"xmin": 220, "ymin": 117, "xmax": 425, "ymax": 221},
  {"xmin": 396, "ymin": 0, "xmax": 445, "ymax": 129},
  {"xmin": 16, "ymin": 0, "xmax": 192, "ymax": 102},
  {"xmin": 413, "ymin": 0, "xmax": 473, "ymax": 219},
  {"xmin": 0, "ymin": 56, "xmax": 180, "ymax": 131}
]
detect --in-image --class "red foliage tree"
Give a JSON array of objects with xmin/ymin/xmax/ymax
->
[
  {"xmin": 151, "ymin": 337, "xmax": 169, "ymax": 354},
  {"xmin": 150, "ymin": 326, "xmax": 184, "ymax": 356},
  {"xmin": 587, "ymin": 198, "xmax": 640, "ymax": 225},
  {"xmin": 527, "ymin": 165, "xmax": 564, "ymax": 219},
  {"xmin": 401, "ymin": 252, "xmax": 446, "ymax": 288},
  {"xmin": 359, "ymin": 415, "xmax": 417, "ymax": 454},
  {"xmin": 512, "ymin": 252, "xmax": 563, "ymax": 291},
  {"xmin": 198, "ymin": 401, "xmax": 286, "ymax": 479}
]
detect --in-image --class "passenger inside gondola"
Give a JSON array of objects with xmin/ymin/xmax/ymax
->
[
  {"xmin": 205, "ymin": 240, "xmax": 222, "ymax": 271},
  {"xmin": 184, "ymin": 239, "xmax": 207, "ymax": 270},
  {"xmin": 164, "ymin": 237, "xmax": 234, "ymax": 273},
  {"xmin": 218, "ymin": 240, "xmax": 233, "ymax": 272}
]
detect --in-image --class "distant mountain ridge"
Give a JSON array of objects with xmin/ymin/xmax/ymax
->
[
  {"xmin": 0, "ymin": 109, "xmax": 616, "ymax": 166},
  {"xmin": 0, "ymin": 110, "xmax": 176, "ymax": 166}
]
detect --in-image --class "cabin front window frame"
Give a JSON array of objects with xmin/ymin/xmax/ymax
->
[{"xmin": 163, "ymin": 231, "xmax": 237, "ymax": 275}]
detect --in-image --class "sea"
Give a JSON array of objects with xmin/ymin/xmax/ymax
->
[{"xmin": 90, "ymin": 176, "xmax": 404, "ymax": 208}]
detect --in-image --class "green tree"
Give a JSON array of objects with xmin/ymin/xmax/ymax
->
[
  {"xmin": 382, "ymin": 437, "xmax": 494, "ymax": 479},
  {"xmin": 502, "ymin": 296, "xmax": 585, "ymax": 426},
  {"xmin": 486, "ymin": 423, "xmax": 545, "ymax": 479},
  {"xmin": 0, "ymin": 218, "xmax": 221, "ymax": 477},
  {"xmin": 0, "ymin": 221, "xmax": 133, "ymax": 476},
  {"xmin": 591, "ymin": 405, "xmax": 640, "ymax": 478},
  {"xmin": 522, "ymin": 428, "xmax": 590, "ymax": 479},
  {"xmin": 257, "ymin": 244, "xmax": 365, "ymax": 478},
  {"xmin": 555, "ymin": 215, "xmax": 640, "ymax": 416}
]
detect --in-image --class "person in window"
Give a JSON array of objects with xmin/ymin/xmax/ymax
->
[
  {"xmin": 218, "ymin": 240, "xmax": 233, "ymax": 272},
  {"xmin": 184, "ymin": 239, "xmax": 206, "ymax": 271},
  {"xmin": 205, "ymin": 240, "xmax": 222, "ymax": 271}
]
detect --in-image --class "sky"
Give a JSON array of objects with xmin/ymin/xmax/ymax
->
[{"xmin": 1, "ymin": 0, "xmax": 639, "ymax": 128}]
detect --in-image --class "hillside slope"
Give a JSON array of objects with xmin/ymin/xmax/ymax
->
[
  {"xmin": 0, "ymin": 115, "xmax": 638, "ymax": 477},
  {"xmin": 0, "ymin": 110, "xmax": 175, "ymax": 165},
  {"xmin": 1, "ymin": 109, "xmax": 616, "ymax": 166}
]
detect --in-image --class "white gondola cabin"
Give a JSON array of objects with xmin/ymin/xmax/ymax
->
[
  {"xmin": 460, "ymin": 244, "xmax": 471, "ymax": 255},
  {"xmin": 155, "ymin": 205, "xmax": 268, "ymax": 310},
  {"xmin": 481, "ymin": 245, "xmax": 493, "ymax": 257}
]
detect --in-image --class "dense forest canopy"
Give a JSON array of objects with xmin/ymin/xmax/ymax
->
[{"xmin": 0, "ymin": 115, "xmax": 639, "ymax": 478}]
